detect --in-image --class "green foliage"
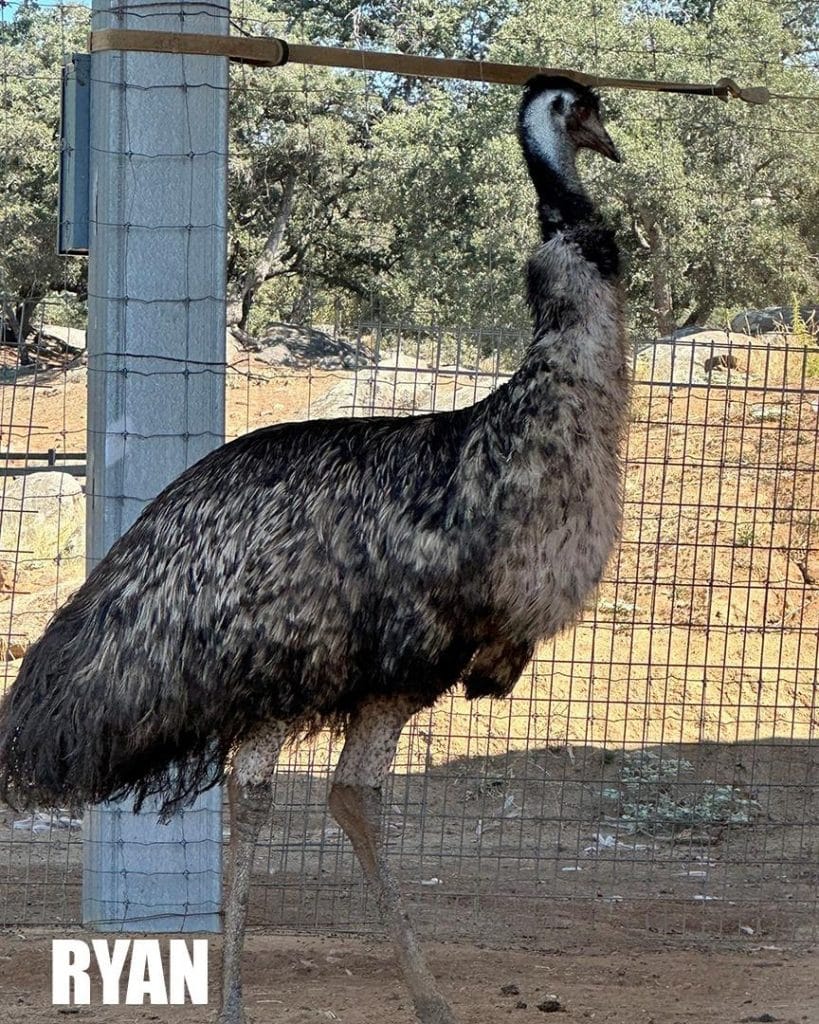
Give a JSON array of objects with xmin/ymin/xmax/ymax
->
[
  {"xmin": 2, "ymin": 0, "xmax": 817, "ymax": 348},
  {"xmin": 236, "ymin": 0, "xmax": 818, "ymax": 338},
  {"xmin": 782, "ymin": 293, "xmax": 819, "ymax": 376},
  {"xmin": 788, "ymin": 292, "xmax": 813, "ymax": 347},
  {"xmin": 603, "ymin": 750, "xmax": 761, "ymax": 836},
  {"xmin": 0, "ymin": 2, "xmax": 89, "ymax": 334},
  {"xmin": 490, "ymin": 0, "xmax": 819, "ymax": 337}
]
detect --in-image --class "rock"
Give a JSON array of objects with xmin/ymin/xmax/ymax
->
[
  {"xmin": 310, "ymin": 373, "xmax": 434, "ymax": 419},
  {"xmin": 0, "ymin": 576, "xmax": 83, "ymax": 661},
  {"xmin": 501, "ymin": 984, "xmax": 521, "ymax": 996},
  {"xmin": 730, "ymin": 305, "xmax": 819, "ymax": 337},
  {"xmin": 376, "ymin": 348, "xmax": 428, "ymax": 371},
  {"xmin": 749, "ymin": 403, "xmax": 788, "ymax": 422},
  {"xmin": 39, "ymin": 324, "xmax": 87, "ymax": 352},
  {"xmin": 447, "ymin": 378, "xmax": 504, "ymax": 410},
  {"xmin": 0, "ymin": 573, "xmax": 83, "ymax": 659},
  {"xmin": 0, "ymin": 472, "xmax": 85, "ymax": 568},
  {"xmin": 254, "ymin": 343, "xmax": 291, "ymax": 366},
  {"xmin": 6, "ymin": 640, "xmax": 28, "ymax": 659},
  {"xmin": 665, "ymin": 325, "xmax": 714, "ymax": 339},
  {"xmin": 634, "ymin": 329, "xmax": 753, "ymax": 387},
  {"xmin": 799, "ymin": 550, "xmax": 819, "ymax": 584},
  {"xmin": 249, "ymin": 323, "xmax": 375, "ymax": 369},
  {"xmin": 537, "ymin": 996, "xmax": 564, "ymax": 1013}
]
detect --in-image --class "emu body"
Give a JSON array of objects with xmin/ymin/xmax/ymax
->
[{"xmin": 0, "ymin": 75, "xmax": 629, "ymax": 1024}]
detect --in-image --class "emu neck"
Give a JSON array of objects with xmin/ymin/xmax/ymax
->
[
  {"xmin": 521, "ymin": 136, "xmax": 595, "ymax": 240},
  {"xmin": 480, "ymin": 214, "xmax": 625, "ymax": 444}
]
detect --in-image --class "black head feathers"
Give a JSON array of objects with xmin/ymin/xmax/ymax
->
[
  {"xmin": 520, "ymin": 74, "xmax": 602, "ymax": 119},
  {"xmin": 518, "ymin": 73, "xmax": 620, "ymax": 168}
]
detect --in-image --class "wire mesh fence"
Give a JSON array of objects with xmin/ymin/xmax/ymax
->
[
  {"xmin": 0, "ymin": 315, "xmax": 816, "ymax": 946},
  {"xmin": 237, "ymin": 325, "xmax": 819, "ymax": 948},
  {"xmin": 0, "ymin": 0, "xmax": 817, "ymax": 957}
]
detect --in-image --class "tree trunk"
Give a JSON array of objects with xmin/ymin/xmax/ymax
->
[
  {"xmin": 1, "ymin": 298, "xmax": 38, "ymax": 366},
  {"xmin": 635, "ymin": 207, "xmax": 675, "ymax": 336},
  {"xmin": 227, "ymin": 171, "xmax": 297, "ymax": 334},
  {"xmin": 681, "ymin": 303, "xmax": 713, "ymax": 328}
]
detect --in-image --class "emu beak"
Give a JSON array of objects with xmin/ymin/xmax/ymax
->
[
  {"xmin": 569, "ymin": 108, "xmax": 622, "ymax": 162},
  {"xmin": 586, "ymin": 125, "xmax": 621, "ymax": 162}
]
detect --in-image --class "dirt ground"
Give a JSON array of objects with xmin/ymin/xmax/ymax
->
[
  {"xmin": 0, "ymin": 929, "xmax": 816, "ymax": 1023},
  {"xmin": 0, "ymin": 735, "xmax": 815, "ymax": 942},
  {"xmin": 0, "ymin": 328, "xmax": 815, "ymax": 1011},
  {"xmin": 2, "ymin": 327, "xmax": 818, "ymax": 756}
]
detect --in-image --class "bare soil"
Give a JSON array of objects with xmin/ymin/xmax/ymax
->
[
  {"xmin": 2, "ymin": 330, "xmax": 817, "ymax": 757},
  {"xmin": 0, "ymin": 930, "xmax": 816, "ymax": 1024},
  {"xmin": 0, "ymin": 331, "xmax": 815, "ymax": 993},
  {"xmin": 0, "ymin": 735, "xmax": 815, "ymax": 941}
]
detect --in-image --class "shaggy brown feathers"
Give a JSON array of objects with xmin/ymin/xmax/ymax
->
[{"xmin": 0, "ymin": 76, "xmax": 630, "ymax": 816}]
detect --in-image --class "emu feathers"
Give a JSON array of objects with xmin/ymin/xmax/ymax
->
[{"xmin": 0, "ymin": 77, "xmax": 629, "ymax": 822}]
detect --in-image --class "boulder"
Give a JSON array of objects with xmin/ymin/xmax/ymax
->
[
  {"xmin": 634, "ymin": 329, "xmax": 755, "ymax": 386},
  {"xmin": 0, "ymin": 472, "xmax": 85, "ymax": 568},
  {"xmin": 446, "ymin": 376, "xmax": 506, "ymax": 410},
  {"xmin": 310, "ymin": 373, "xmax": 434, "ymax": 419},
  {"xmin": 0, "ymin": 576, "xmax": 82, "ymax": 661},
  {"xmin": 749, "ymin": 403, "xmax": 789, "ymax": 423},
  {"xmin": 40, "ymin": 323, "xmax": 87, "ymax": 353},
  {"xmin": 236, "ymin": 323, "xmax": 376, "ymax": 370},
  {"xmin": 730, "ymin": 305, "xmax": 819, "ymax": 337},
  {"xmin": 376, "ymin": 349, "xmax": 421, "ymax": 370}
]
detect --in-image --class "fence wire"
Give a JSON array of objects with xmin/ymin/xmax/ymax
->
[
  {"xmin": 229, "ymin": 325, "xmax": 819, "ymax": 948},
  {"xmin": 0, "ymin": 0, "xmax": 816, "ymax": 955}
]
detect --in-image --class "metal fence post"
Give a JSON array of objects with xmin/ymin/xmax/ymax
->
[{"xmin": 83, "ymin": 0, "xmax": 229, "ymax": 932}]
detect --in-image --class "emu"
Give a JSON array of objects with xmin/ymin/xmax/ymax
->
[{"xmin": 0, "ymin": 76, "xmax": 627, "ymax": 1024}]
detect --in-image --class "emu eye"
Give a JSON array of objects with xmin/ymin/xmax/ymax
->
[{"xmin": 551, "ymin": 95, "xmax": 565, "ymax": 114}]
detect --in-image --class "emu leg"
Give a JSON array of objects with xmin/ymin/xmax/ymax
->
[
  {"xmin": 219, "ymin": 722, "xmax": 287, "ymax": 1024},
  {"xmin": 328, "ymin": 698, "xmax": 457, "ymax": 1024}
]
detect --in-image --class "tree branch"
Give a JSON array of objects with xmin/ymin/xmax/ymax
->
[{"xmin": 227, "ymin": 170, "xmax": 298, "ymax": 330}]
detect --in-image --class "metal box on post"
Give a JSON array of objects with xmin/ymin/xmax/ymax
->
[{"xmin": 58, "ymin": 53, "xmax": 91, "ymax": 255}]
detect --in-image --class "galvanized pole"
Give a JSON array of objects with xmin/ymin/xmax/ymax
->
[{"xmin": 83, "ymin": 0, "xmax": 229, "ymax": 931}]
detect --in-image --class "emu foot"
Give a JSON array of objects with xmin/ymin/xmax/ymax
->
[
  {"xmin": 216, "ymin": 1010, "xmax": 247, "ymax": 1024},
  {"xmin": 413, "ymin": 993, "xmax": 458, "ymax": 1024},
  {"xmin": 216, "ymin": 990, "xmax": 247, "ymax": 1024}
]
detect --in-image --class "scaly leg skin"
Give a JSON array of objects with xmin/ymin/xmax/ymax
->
[
  {"xmin": 218, "ymin": 721, "xmax": 287, "ymax": 1024},
  {"xmin": 328, "ymin": 698, "xmax": 457, "ymax": 1024}
]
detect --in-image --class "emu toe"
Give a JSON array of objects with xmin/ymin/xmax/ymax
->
[
  {"xmin": 413, "ymin": 993, "xmax": 459, "ymax": 1024},
  {"xmin": 216, "ymin": 986, "xmax": 247, "ymax": 1024},
  {"xmin": 216, "ymin": 1009, "xmax": 246, "ymax": 1024}
]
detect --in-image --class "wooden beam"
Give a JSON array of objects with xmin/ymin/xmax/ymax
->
[{"xmin": 89, "ymin": 28, "xmax": 771, "ymax": 104}]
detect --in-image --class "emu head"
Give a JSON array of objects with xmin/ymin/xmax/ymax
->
[{"xmin": 518, "ymin": 74, "xmax": 621, "ymax": 181}]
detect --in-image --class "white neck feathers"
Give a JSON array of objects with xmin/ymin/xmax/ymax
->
[{"xmin": 521, "ymin": 91, "xmax": 582, "ymax": 192}]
